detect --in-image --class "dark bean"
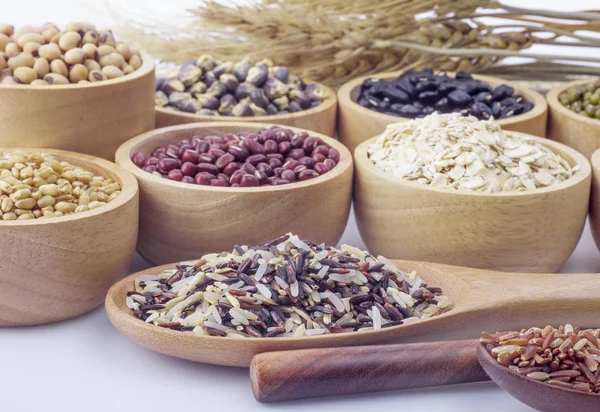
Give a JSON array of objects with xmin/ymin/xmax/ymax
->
[
  {"xmin": 288, "ymin": 148, "xmax": 305, "ymax": 160},
  {"xmin": 196, "ymin": 141, "xmax": 209, "ymax": 153},
  {"xmin": 437, "ymin": 82, "xmax": 456, "ymax": 95},
  {"xmin": 222, "ymin": 162, "xmax": 240, "ymax": 176},
  {"xmin": 217, "ymin": 173, "xmax": 229, "ymax": 183},
  {"xmin": 241, "ymin": 163, "xmax": 256, "ymax": 175},
  {"xmin": 278, "ymin": 141, "xmax": 292, "ymax": 155},
  {"xmin": 131, "ymin": 152, "xmax": 146, "ymax": 168},
  {"xmin": 243, "ymin": 138, "xmax": 266, "ymax": 155},
  {"xmin": 298, "ymin": 169, "xmax": 319, "ymax": 181},
  {"xmin": 145, "ymin": 157, "xmax": 160, "ymax": 166},
  {"xmin": 247, "ymin": 154, "xmax": 267, "ymax": 165},
  {"xmin": 181, "ymin": 176, "xmax": 194, "ymax": 184},
  {"xmin": 312, "ymin": 153, "xmax": 327, "ymax": 163},
  {"xmin": 256, "ymin": 163, "xmax": 272, "ymax": 176},
  {"xmin": 312, "ymin": 145, "xmax": 330, "ymax": 158},
  {"xmin": 397, "ymin": 104, "xmax": 422, "ymax": 117},
  {"xmin": 500, "ymin": 97, "xmax": 515, "ymax": 107},
  {"xmin": 157, "ymin": 158, "xmax": 180, "ymax": 173},
  {"xmin": 229, "ymin": 144, "xmax": 250, "ymax": 161},
  {"xmin": 181, "ymin": 162, "xmax": 197, "ymax": 176},
  {"xmin": 380, "ymin": 87, "xmax": 410, "ymax": 103},
  {"xmin": 196, "ymin": 163, "xmax": 220, "ymax": 175},
  {"xmin": 268, "ymin": 158, "xmax": 283, "ymax": 169},
  {"xmin": 264, "ymin": 140, "xmax": 278, "ymax": 154},
  {"xmin": 491, "ymin": 84, "xmax": 515, "ymax": 102},
  {"xmin": 211, "ymin": 179, "xmax": 228, "ymax": 187},
  {"xmin": 281, "ymin": 169, "xmax": 296, "ymax": 182},
  {"xmin": 294, "ymin": 165, "xmax": 307, "ymax": 174},
  {"xmin": 471, "ymin": 102, "xmax": 493, "ymax": 120},
  {"xmin": 328, "ymin": 148, "xmax": 340, "ymax": 163},
  {"xmin": 282, "ymin": 160, "xmax": 299, "ymax": 170},
  {"xmin": 240, "ymin": 174, "xmax": 260, "ymax": 187},
  {"xmin": 314, "ymin": 162, "xmax": 328, "ymax": 174},
  {"xmin": 447, "ymin": 89, "xmax": 472, "ymax": 106},
  {"xmin": 266, "ymin": 153, "xmax": 284, "ymax": 162},
  {"xmin": 298, "ymin": 156, "xmax": 315, "ymax": 168},
  {"xmin": 418, "ymin": 90, "xmax": 439, "ymax": 105},
  {"xmin": 491, "ymin": 101, "xmax": 502, "ymax": 118},
  {"xmin": 167, "ymin": 169, "xmax": 183, "ymax": 181},
  {"xmin": 215, "ymin": 153, "xmax": 235, "ymax": 169},
  {"xmin": 181, "ymin": 149, "xmax": 199, "ymax": 164},
  {"xmin": 195, "ymin": 172, "xmax": 215, "ymax": 185},
  {"xmin": 143, "ymin": 165, "xmax": 158, "ymax": 173},
  {"xmin": 324, "ymin": 158, "xmax": 336, "ymax": 170},
  {"xmin": 229, "ymin": 170, "xmax": 245, "ymax": 185}
]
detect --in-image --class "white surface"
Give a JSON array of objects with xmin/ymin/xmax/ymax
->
[{"xmin": 2, "ymin": 1, "xmax": 600, "ymax": 411}]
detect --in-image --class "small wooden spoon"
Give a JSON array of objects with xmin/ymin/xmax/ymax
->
[
  {"xmin": 106, "ymin": 260, "xmax": 600, "ymax": 367},
  {"xmin": 251, "ymin": 342, "xmax": 600, "ymax": 411}
]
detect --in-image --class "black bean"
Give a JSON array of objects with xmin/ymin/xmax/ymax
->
[
  {"xmin": 491, "ymin": 84, "xmax": 515, "ymax": 101},
  {"xmin": 500, "ymin": 97, "xmax": 515, "ymax": 107},
  {"xmin": 438, "ymin": 82, "xmax": 456, "ymax": 95},
  {"xmin": 418, "ymin": 90, "xmax": 440, "ymax": 105},
  {"xmin": 397, "ymin": 104, "xmax": 422, "ymax": 118},
  {"xmin": 491, "ymin": 101, "xmax": 502, "ymax": 118},
  {"xmin": 471, "ymin": 102, "xmax": 493, "ymax": 120},
  {"xmin": 447, "ymin": 89, "xmax": 472, "ymax": 106},
  {"xmin": 380, "ymin": 87, "xmax": 410, "ymax": 103},
  {"xmin": 455, "ymin": 80, "xmax": 478, "ymax": 95},
  {"xmin": 455, "ymin": 71, "xmax": 473, "ymax": 80},
  {"xmin": 474, "ymin": 92, "xmax": 492, "ymax": 104},
  {"xmin": 434, "ymin": 97, "xmax": 450, "ymax": 111},
  {"xmin": 415, "ymin": 80, "xmax": 437, "ymax": 93},
  {"xmin": 394, "ymin": 79, "xmax": 415, "ymax": 96}
]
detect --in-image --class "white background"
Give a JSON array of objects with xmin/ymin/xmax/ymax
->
[{"xmin": 2, "ymin": 1, "xmax": 600, "ymax": 411}]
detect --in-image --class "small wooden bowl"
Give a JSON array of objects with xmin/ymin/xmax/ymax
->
[
  {"xmin": 0, "ymin": 55, "xmax": 155, "ymax": 160},
  {"xmin": 477, "ymin": 344, "xmax": 600, "ymax": 412},
  {"xmin": 338, "ymin": 71, "xmax": 548, "ymax": 153},
  {"xmin": 547, "ymin": 79, "xmax": 600, "ymax": 159},
  {"xmin": 0, "ymin": 148, "xmax": 139, "ymax": 327},
  {"xmin": 115, "ymin": 122, "xmax": 353, "ymax": 266},
  {"xmin": 155, "ymin": 84, "xmax": 337, "ymax": 137},
  {"xmin": 588, "ymin": 149, "xmax": 600, "ymax": 252},
  {"xmin": 354, "ymin": 133, "xmax": 591, "ymax": 273}
]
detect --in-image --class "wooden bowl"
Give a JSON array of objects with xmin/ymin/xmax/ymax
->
[
  {"xmin": 0, "ymin": 55, "xmax": 155, "ymax": 160},
  {"xmin": 0, "ymin": 148, "xmax": 139, "ymax": 327},
  {"xmin": 588, "ymin": 149, "xmax": 600, "ymax": 252},
  {"xmin": 547, "ymin": 79, "xmax": 600, "ymax": 160},
  {"xmin": 477, "ymin": 344, "xmax": 600, "ymax": 412},
  {"xmin": 354, "ymin": 133, "xmax": 591, "ymax": 273},
  {"xmin": 155, "ymin": 84, "xmax": 337, "ymax": 137},
  {"xmin": 338, "ymin": 71, "xmax": 548, "ymax": 153},
  {"xmin": 115, "ymin": 122, "xmax": 353, "ymax": 266}
]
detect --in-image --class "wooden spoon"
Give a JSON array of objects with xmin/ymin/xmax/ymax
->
[
  {"xmin": 250, "ymin": 342, "xmax": 600, "ymax": 411},
  {"xmin": 105, "ymin": 260, "xmax": 600, "ymax": 367}
]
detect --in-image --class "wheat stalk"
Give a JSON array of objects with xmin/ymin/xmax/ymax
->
[{"xmin": 111, "ymin": 0, "xmax": 600, "ymax": 87}]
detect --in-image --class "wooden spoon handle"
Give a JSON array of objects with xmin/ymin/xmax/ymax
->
[{"xmin": 250, "ymin": 339, "xmax": 487, "ymax": 403}]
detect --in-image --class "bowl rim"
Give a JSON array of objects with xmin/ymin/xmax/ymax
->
[
  {"xmin": 476, "ymin": 343, "xmax": 600, "ymax": 399},
  {"xmin": 0, "ymin": 147, "xmax": 138, "ymax": 226},
  {"xmin": 115, "ymin": 121, "xmax": 353, "ymax": 193},
  {"xmin": 547, "ymin": 79, "xmax": 600, "ymax": 126},
  {"xmin": 155, "ymin": 81, "xmax": 337, "ymax": 122},
  {"xmin": 0, "ymin": 52, "xmax": 155, "ymax": 90},
  {"xmin": 337, "ymin": 70, "xmax": 548, "ymax": 126},
  {"xmin": 592, "ymin": 148, "xmax": 600, "ymax": 171},
  {"xmin": 354, "ymin": 130, "xmax": 591, "ymax": 198}
]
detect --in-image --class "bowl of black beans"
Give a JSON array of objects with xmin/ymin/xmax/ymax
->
[{"xmin": 337, "ymin": 69, "xmax": 547, "ymax": 152}]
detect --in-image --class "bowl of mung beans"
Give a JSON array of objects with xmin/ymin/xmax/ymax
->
[
  {"xmin": 547, "ymin": 79, "xmax": 600, "ymax": 160},
  {"xmin": 0, "ymin": 148, "xmax": 139, "ymax": 326},
  {"xmin": 115, "ymin": 122, "xmax": 353, "ymax": 266},
  {"xmin": 0, "ymin": 22, "xmax": 155, "ymax": 160},
  {"xmin": 154, "ymin": 55, "xmax": 337, "ymax": 136},
  {"xmin": 337, "ymin": 70, "xmax": 548, "ymax": 153},
  {"xmin": 353, "ymin": 113, "xmax": 590, "ymax": 273}
]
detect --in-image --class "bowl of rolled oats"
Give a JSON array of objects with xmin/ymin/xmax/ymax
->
[{"xmin": 353, "ymin": 113, "xmax": 591, "ymax": 273}]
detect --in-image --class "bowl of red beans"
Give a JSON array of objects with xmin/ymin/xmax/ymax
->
[{"xmin": 115, "ymin": 122, "xmax": 353, "ymax": 265}]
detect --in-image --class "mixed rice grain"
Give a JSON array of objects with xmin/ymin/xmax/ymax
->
[{"xmin": 127, "ymin": 233, "xmax": 451, "ymax": 338}]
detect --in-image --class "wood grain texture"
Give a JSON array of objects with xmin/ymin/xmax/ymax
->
[
  {"xmin": 250, "ymin": 339, "xmax": 487, "ymax": 402},
  {"xmin": 589, "ymin": 149, "xmax": 600, "ymax": 252},
  {"xmin": 105, "ymin": 259, "xmax": 600, "ymax": 367},
  {"xmin": 0, "ymin": 148, "xmax": 139, "ymax": 327},
  {"xmin": 547, "ymin": 80, "xmax": 600, "ymax": 160},
  {"xmin": 477, "ymin": 344, "xmax": 600, "ymax": 412},
  {"xmin": 354, "ymin": 133, "xmax": 591, "ymax": 272},
  {"xmin": 115, "ymin": 122, "xmax": 353, "ymax": 266},
  {"xmin": 0, "ymin": 55, "xmax": 155, "ymax": 160},
  {"xmin": 155, "ymin": 84, "xmax": 337, "ymax": 137},
  {"xmin": 338, "ymin": 71, "xmax": 548, "ymax": 153}
]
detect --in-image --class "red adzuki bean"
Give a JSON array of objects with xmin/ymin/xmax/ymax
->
[{"xmin": 130, "ymin": 126, "xmax": 340, "ymax": 187}]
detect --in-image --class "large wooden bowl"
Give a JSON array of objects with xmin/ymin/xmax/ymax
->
[
  {"xmin": 354, "ymin": 133, "xmax": 591, "ymax": 273},
  {"xmin": 0, "ymin": 55, "xmax": 155, "ymax": 160},
  {"xmin": 155, "ymin": 84, "xmax": 337, "ymax": 137},
  {"xmin": 547, "ymin": 79, "xmax": 600, "ymax": 160},
  {"xmin": 115, "ymin": 122, "xmax": 353, "ymax": 266},
  {"xmin": 0, "ymin": 148, "xmax": 139, "ymax": 327},
  {"xmin": 588, "ymin": 149, "xmax": 600, "ymax": 252},
  {"xmin": 338, "ymin": 71, "xmax": 548, "ymax": 153}
]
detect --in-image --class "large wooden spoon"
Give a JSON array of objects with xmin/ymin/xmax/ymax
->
[
  {"xmin": 106, "ymin": 260, "xmax": 600, "ymax": 367},
  {"xmin": 250, "ymin": 342, "xmax": 600, "ymax": 411}
]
